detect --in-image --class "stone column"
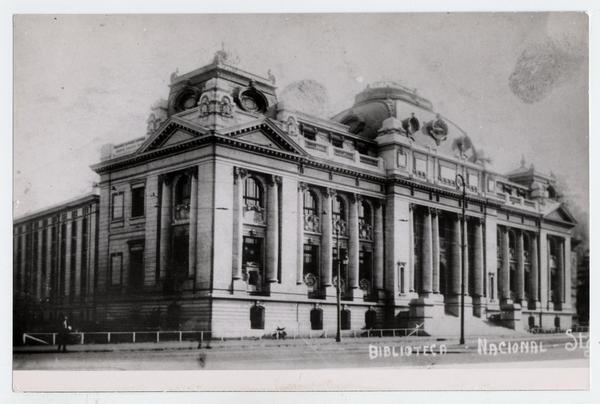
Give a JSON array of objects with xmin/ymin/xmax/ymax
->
[
  {"xmin": 159, "ymin": 176, "xmax": 172, "ymax": 281},
  {"xmin": 88, "ymin": 211, "xmax": 97, "ymax": 297},
  {"xmin": 500, "ymin": 227, "xmax": 511, "ymax": 302},
  {"xmin": 36, "ymin": 228, "xmax": 43, "ymax": 300},
  {"xmin": 74, "ymin": 215, "xmax": 83, "ymax": 297},
  {"xmin": 297, "ymin": 183, "xmax": 308, "ymax": 285},
  {"xmin": 420, "ymin": 207, "xmax": 433, "ymax": 294},
  {"xmin": 320, "ymin": 189, "xmax": 334, "ymax": 287},
  {"xmin": 188, "ymin": 169, "xmax": 198, "ymax": 279},
  {"xmin": 516, "ymin": 230, "xmax": 525, "ymax": 303},
  {"xmin": 373, "ymin": 200, "xmax": 384, "ymax": 291},
  {"xmin": 265, "ymin": 175, "xmax": 280, "ymax": 283},
  {"xmin": 530, "ymin": 233, "xmax": 539, "ymax": 305},
  {"xmin": 432, "ymin": 209, "xmax": 440, "ymax": 294},
  {"xmin": 450, "ymin": 214, "xmax": 461, "ymax": 295},
  {"xmin": 409, "ymin": 204, "xmax": 416, "ymax": 292},
  {"xmin": 232, "ymin": 168, "xmax": 247, "ymax": 281},
  {"xmin": 564, "ymin": 236, "xmax": 572, "ymax": 309},
  {"xmin": 473, "ymin": 218, "xmax": 484, "ymax": 297},
  {"xmin": 348, "ymin": 194, "xmax": 360, "ymax": 289},
  {"xmin": 557, "ymin": 237, "xmax": 564, "ymax": 305}
]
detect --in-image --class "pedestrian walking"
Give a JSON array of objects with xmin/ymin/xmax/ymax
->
[{"xmin": 56, "ymin": 313, "xmax": 71, "ymax": 353}]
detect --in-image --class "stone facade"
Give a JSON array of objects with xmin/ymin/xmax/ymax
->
[{"xmin": 14, "ymin": 55, "xmax": 577, "ymax": 337}]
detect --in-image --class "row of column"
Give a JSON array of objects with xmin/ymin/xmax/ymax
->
[
  {"xmin": 231, "ymin": 168, "xmax": 280, "ymax": 283},
  {"xmin": 318, "ymin": 188, "xmax": 385, "ymax": 290},
  {"xmin": 498, "ymin": 226, "xmax": 542, "ymax": 304},
  {"xmin": 413, "ymin": 206, "xmax": 484, "ymax": 297},
  {"xmin": 15, "ymin": 211, "xmax": 97, "ymax": 302}
]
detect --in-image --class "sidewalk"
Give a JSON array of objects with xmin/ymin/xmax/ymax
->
[{"xmin": 13, "ymin": 332, "xmax": 584, "ymax": 354}]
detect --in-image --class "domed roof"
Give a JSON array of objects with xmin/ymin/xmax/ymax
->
[
  {"xmin": 332, "ymin": 82, "xmax": 481, "ymax": 163},
  {"xmin": 333, "ymin": 82, "xmax": 435, "ymax": 140},
  {"xmin": 354, "ymin": 81, "xmax": 434, "ymax": 111}
]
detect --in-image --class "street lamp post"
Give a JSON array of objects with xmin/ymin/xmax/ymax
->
[
  {"xmin": 456, "ymin": 173, "xmax": 466, "ymax": 345},
  {"xmin": 335, "ymin": 221, "xmax": 342, "ymax": 343}
]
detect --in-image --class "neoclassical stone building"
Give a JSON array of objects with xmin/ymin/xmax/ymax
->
[{"xmin": 14, "ymin": 54, "xmax": 576, "ymax": 336}]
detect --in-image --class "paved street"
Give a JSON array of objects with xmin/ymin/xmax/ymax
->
[{"xmin": 13, "ymin": 334, "xmax": 589, "ymax": 370}]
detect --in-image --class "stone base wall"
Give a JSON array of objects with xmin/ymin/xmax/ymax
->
[{"xmin": 211, "ymin": 297, "xmax": 386, "ymax": 338}]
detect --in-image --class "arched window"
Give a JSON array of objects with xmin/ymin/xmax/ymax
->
[
  {"xmin": 174, "ymin": 175, "xmax": 191, "ymax": 220},
  {"xmin": 303, "ymin": 190, "xmax": 318, "ymax": 217},
  {"xmin": 332, "ymin": 196, "xmax": 345, "ymax": 223},
  {"xmin": 332, "ymin": 195, "xmax": 347, "ymax": 236},
  {"xmin": 359, "ymin": 200, "xmax": 373, "ymax": 241},
  {"xmin": 303, "ymin": 190, "xmax": 320, "ymax": 233},
  {"xmin": 359, "ymin": 201, "xmax": 372, "ymax": 225},
  {"xmin": 244, "ymin": 176, "xmax": 263, "ymax": 210}
]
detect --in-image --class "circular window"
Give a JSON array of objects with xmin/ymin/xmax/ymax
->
[
  {"xmin": 182, "ymin": 96, "xmax": 197, "ymax": 110},
  {"xmin": 241, "ymin": 95, "xmax": 259, "ymax": 112},
  {"xmin": 236, "ymin": 87, "xmax": 268, "ymax": 113}
]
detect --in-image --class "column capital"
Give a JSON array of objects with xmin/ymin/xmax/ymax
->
[
  {"xmin": 267, "ymin": 174, "xmax": 282, "ymax": 187},
  {"xmin": 321, "ymin": 187, "xmax": 337, "ymax": 199},
  {"xmin": 348, "ymin": 193, "xmax": 362, "ymax": 204},
  {"xmin": 469, "ymin": 216, "xmax": 484, "ymax": 226},
  {"xmin": 429, "ymin": 207, "xmax": 442, "ymax": 217},
  {"xmin": 372, "ymin": 198, "xmax": 383, "ymax": 210},
  {"xmin": 185, "ymin": 166, "xmax": 198, "ymax": 178},
  {"xmin": 298, "ymin": 182, "xmax": 309, "ymax": 192},
  {"xmin": 233, "ymin": 167, "xmax": 248, "ymax": 183},
  {"xmin": 160, "ymin": 173, "xmax": 173, "ymax": 185}
]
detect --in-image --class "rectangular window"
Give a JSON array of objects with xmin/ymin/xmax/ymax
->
[
  {"xmin": 414, "ymin": 158, "xmax": 427, "ymax": 174},
  {"xmin": 331, "ymin": 135, "xmax": 344, "ymax": 148},
  {"xmin": 303, "ymin": 244, "xmax": 319, "ymax": 277},
  {"xmin": 468, "ymin": 172, "xmax": 479, "ymax": 188},
  {"xmin": 31, "ymin": 230, "xmax": 39, "ymax": 293},
  {"xmin": 70, "ymin": 221, "xmax": 77, "ymax": 296},
  {"xmin": 131, "ymin": 185, "xmax": 145, "ymax": 218},
  {"xmin": 41, "ymin": 228, "xmax": 47, "ymax": 297},
  {"xmin": 112, "ymin": 192, "xmax": 124, "ymax": 220},
  {"xmin": 243, "ymin": 236, "xmax": 264, "ymax": 287},
  {"xmin": 440, "ymin": 165, "xmax": 456, "ymax": 182},
  {"xmin": 128, "ymin": 242, "xmax": 145, "ymax": 290},
  {"xmin": 397, "ymin": 150, "xmax": 407, "ymax": 167},
  {"xmin": 15, "ymin": 236, "xmax": 22, "ymax": 292},
  {"xmin": 25, "ymin": 231, "xmax": 32, "ymax": 293},
  {"xmin": 356, "ymin": 141, "xmax": 369, "ymax": 155},
  {"xmin": 50, "ymin": 225, "xmax": 58, "ymax": 298},
  {"xmin": 59, "ymin": 223, "xmax": 67, "ymax": 295},
  {"xmin": 302, "ymin": 125, "xmax": 317, "ymax": 141},
  {"xmin": 80, "ymin": 218, "xmax": 88, "ymax": 296},
  {"xmin": 110, "ymin": 253, "xmax": 123, "ymax": 287}
]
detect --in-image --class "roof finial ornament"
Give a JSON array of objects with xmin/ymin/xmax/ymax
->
[
  {"xmin": 170, "ymin": 67, "xmax": 179, "ymax": 83},
  {"xmin": 520, "ymin": 154, "xmax": 526, "ymax": 168},
  {"xmin": 213, "ymin": 42, "xmax": 228, "ymax": 65},
  {"xmin": 267, "ymin": 69, "xmax": 276, "ymax": 85}
]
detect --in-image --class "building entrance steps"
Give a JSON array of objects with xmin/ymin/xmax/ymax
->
[{"xmin": 419, "ymin": 310, "xmax": 527, "ymax": 337}]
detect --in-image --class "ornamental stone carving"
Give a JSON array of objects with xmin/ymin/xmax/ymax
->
[
  {"xmin": 359, "ymin": 220, "xmax": 373, "ymax": 241},
  {"xmin": 424, "ymin": 114, "xmax": 449, "ymax": 145},
  {"xmin": 304, "ymin": 213, "xmax": 321, "ymax": 233}
]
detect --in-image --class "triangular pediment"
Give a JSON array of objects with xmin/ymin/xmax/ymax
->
[
  {"xmin": 223, "ymin": 119, "xmax": 308, "ymax": 156},
  {"xmin": 544, "ymin": 204, "xmax": 577, "ymax": 225},
  {"xmin": 163, "ymin": 129, "xmax": 195, "ymax": 146},
  {"xmin": 235, "ymin": 130, "xmax": 286, "ymax": 149},
  {"xmin": 137, "ymin": 117, "xmax": 209, "ymax": 154}
]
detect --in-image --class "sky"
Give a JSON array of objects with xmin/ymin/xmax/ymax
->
[{"xmin": 13, "ymin": 13, "xmax": 589, "ymax": 218}]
